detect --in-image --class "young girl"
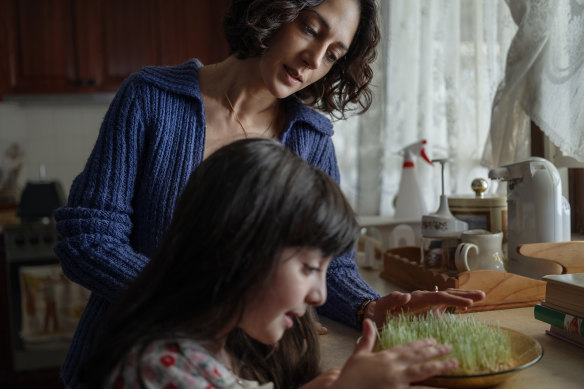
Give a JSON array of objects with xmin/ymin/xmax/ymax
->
[{"xmin": 78, "ymin": 139, "xmax": 458, "ymax": 388}]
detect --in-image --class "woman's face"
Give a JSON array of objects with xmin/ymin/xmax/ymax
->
[
  {"xmin": 259, "ymin": 0, "xmax": 361, "ymax": 98},
  {"xmin": 239, "ymin": 247, "xmax": 331, "ymax": 345}
]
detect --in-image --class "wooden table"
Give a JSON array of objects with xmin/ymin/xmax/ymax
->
[{"xmin": 319, "ymin": 268, "xmax": 584, "ymax": 389}]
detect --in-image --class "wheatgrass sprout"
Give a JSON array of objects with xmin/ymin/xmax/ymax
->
[{"xmin": 377, "ymin": 311, "xmax": 512, "ymax": 375}]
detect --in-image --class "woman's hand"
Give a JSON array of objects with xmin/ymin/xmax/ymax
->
[
  {"xmin": 326, "ymin": 319, "xmax": 457, "ymax": 389},
  {"xmin": 299, "ymin": 367, "xmax": 341, "ymax": 389},
  {"xmin": 371, "ymin": 289, "xmax": 486, "ymax": 327}
]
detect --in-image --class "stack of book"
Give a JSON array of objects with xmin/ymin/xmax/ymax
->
[{"xmin": 534, "ymin": 273, "xmax": 584, "ymax": 349}]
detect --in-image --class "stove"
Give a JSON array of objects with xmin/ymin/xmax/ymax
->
[
  {"xmin": 3, "ymin": 222, "xmax": 88, "ymax": 371},
  {"xmin": 4, "ymin": 222, "xmax": 59, "ymax": 262}
]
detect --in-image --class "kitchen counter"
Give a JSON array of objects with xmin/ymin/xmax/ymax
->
[{"xmin": 319, "ymin": 268, "xmax": 584, "ymax": 389}]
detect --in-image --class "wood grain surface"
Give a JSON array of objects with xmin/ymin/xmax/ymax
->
[
  {"xmin": 518, "ymin": 242, "xmax": 584, "ymax": 273},
  {"xmin": 380, "ymin": 247, "xmax": 546, "ymax": 311}
]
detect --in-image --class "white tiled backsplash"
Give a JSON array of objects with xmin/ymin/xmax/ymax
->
[{"xmin": 0, "ymin": 95, "xmax": 113, "ymax": 200}]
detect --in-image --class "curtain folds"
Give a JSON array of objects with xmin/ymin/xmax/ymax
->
[
  {"xmin": 333, "ymin": 0, "xmax": 516, "ymax": 216},
  {"xmin": 482, "ymin": 0, "xmax": 584, "ymax": 169}
]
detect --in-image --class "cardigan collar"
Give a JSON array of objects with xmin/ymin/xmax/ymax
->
[{"xmin": 139, "ymin": 59, "xmax": 333, "ymax": 137}]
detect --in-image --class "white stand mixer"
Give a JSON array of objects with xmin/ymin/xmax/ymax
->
[{"xmin": 489, "ymin": 157, "xmax": 571, "ymax": 279}]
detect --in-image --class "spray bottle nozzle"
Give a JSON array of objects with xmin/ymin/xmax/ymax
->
[{"xmin": 400, "ymin": 140, "xmax": 433, "ymax": 167}]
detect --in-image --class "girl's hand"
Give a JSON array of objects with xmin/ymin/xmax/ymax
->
[
  {"xmin": 372, "ymin": 289, "xmax": 486, "ymax": 327},
  {"xmin": 315, "ymin": 321, "xmax": 328, "ymax": 335},
  {"xmin": 330, "ymin": 319, "xmax": 457, "ymax": 389}
]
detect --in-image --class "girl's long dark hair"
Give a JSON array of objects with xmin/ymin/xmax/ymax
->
[
  {"xmin": 224, "ymin": 0, "xmax": 381, "ymax": 118},
  {"xmin": 78, "ymin": 138, "xmax": 359, "ymax": 388}
]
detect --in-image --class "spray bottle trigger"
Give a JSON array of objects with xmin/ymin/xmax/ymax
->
[{"xmin": 420, "ymin": 148, "xmax": 433, "ymax": 165}]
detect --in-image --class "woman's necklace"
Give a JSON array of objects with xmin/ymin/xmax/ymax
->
[
  {"xmin": 224, "ymin": 92, "xmax": 249, "ymax": 138},
  {"xmin": 224, "ymin": 92, "xmax": 276, "ymax": 139}
]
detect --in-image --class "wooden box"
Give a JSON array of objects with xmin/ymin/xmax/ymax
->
[{"xmin": 380, "ymin": 247, "xmax": 546, "ymax": 312}]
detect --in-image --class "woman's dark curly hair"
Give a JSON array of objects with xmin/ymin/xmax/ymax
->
[{"xmin": 223, "ymin": 0, "xmax": 381, "ymax": 119}]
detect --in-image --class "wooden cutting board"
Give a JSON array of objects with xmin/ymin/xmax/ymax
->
[{"xmin": 518, "ymin": 241, "xmax": 584, "ymax": 273}]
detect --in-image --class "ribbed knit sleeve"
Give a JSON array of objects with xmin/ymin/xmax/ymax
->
[
  {"xmin": 54, "ymin": 76, "xmax": 150, "ymax": 303},
  {"xmin": 54, "ymin": 62, "xmax": 206, "ymax": 389},
  {"xmin": 284, "ymin": 120, "xmax": 381, "ymax": 328}
]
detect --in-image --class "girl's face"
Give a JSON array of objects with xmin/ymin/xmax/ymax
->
[
  {"xmin": 259, "ymin": 0, "xmax": 361, "ymax": 98},
  {"xmin": 239, "ymin": 247, "xmax": 331, "ymax": 345}
]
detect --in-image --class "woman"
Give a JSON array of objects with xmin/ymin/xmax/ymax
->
[{"xmin": 55, "ymin": 1, "xmax": 483, "ymax": 387}]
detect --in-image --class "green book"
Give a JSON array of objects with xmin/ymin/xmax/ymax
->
[{"xmin": 534, "ymin": 304, "xmax": 584, "ymax": 336}]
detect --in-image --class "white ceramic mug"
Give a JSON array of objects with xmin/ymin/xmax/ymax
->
[{"xmin": 454, "ymin": 229, "xmax": 506, "ymax": 272}]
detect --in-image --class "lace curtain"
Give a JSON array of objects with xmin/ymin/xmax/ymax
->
[
  {"xmin": 333, "ymin": 0, "xmax": 516, "ymax": 216},
  {"xmin": 481, "ymin": 0, "xmax": 584, "ymax": 169}
]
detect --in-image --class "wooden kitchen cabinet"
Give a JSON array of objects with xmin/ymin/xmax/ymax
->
[{"xmin": 0, "ymin": 0, "xmax": 230, "ymax": 97}]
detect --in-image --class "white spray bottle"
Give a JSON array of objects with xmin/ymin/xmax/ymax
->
[{"xmin": 394, "ymin": 140, "xmax": 433, "ymax": 220}]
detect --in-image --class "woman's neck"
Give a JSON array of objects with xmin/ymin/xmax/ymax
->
[
  {"xmin": 201, "ymin": 56, "xmax": 278, "ymax": 117},
  {"xmin": 199, "ymin": 55, "xmax": 285, "ymax": 154}
]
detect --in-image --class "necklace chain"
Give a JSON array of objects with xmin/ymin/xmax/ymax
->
[
  {"xmin": 224, "ymin": 92, "xmax": 249, "ymax": 138},
  {"xmin": 224, "ymin": 92, "xmax": 276, "ymax": 139},
  {"xmin": 216, "ymin": 63, "xmax": 276, "ymax": 139}
]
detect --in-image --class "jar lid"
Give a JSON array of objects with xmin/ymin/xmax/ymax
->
[{"xmin": 448, "ymin": 177, "xmax": 506, "ymax": 208}]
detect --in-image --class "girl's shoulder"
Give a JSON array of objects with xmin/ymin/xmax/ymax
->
[{"xmin": 106, "ymin": 338, "xmax": 239, "ymax": 388}]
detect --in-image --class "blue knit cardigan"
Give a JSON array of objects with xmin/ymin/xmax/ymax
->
[{"xmin": 54, "ymin": 59, "xmax": 380, "ymax": 388}]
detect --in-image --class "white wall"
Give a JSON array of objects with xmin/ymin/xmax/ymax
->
[{"xmin": 0, "ymin": 95, "xmax": 112, "ymax": 199}]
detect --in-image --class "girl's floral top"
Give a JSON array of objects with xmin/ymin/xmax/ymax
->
[{"xmin": 105, "ymin": 338, "xmax": 274, "ymax": 389}]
